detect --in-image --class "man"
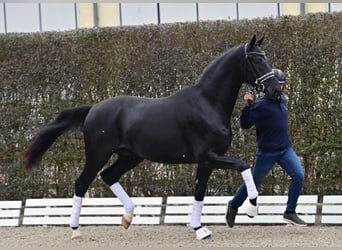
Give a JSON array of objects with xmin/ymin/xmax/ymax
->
[{"xmin": 226, "ymin": 69, "xmax": 307, "ymax": 227}]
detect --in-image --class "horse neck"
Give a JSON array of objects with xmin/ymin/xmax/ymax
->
[{"xmin": 196, "ymin": 48, "xmax": 244, "ymax": 118}]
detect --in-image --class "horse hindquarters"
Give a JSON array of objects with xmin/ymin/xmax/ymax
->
[
  {"xmin": 73, "ymin": 97, "xmax": 138, "ymax": 199},
  {"xmin": 73, "ymin": 100, "xmax": 125, "ymax": 197},
  {"xmin": 71, "ymin": 113, "xmax": 143, "ymax": 232},
  {"xmin": 70, "ymin": 106, "xmax": 120, "ymax": 232}
]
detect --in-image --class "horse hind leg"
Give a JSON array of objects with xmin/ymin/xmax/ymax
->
[
  {"xmin": 70, "ymin": 164, "xmax": 103, "ymax": 240},
  {"xmin": 100, "ymin": 153, "xmax": 143, "ymax": 229},
  {"xmin": 191, "ymin": 166, "xmax": 213, "ymax": 240},
  {"xmin": 70, "ymin": 149, "xmax": 113, "ymax": 239}
]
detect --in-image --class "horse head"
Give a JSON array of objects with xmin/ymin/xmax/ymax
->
[{"xmin": 244, "ymin": 35, "xmax": 282, "ymax": 100}]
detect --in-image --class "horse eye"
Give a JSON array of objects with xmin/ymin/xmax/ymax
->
[{"xmin": 256, "ymin": 56, "xmax": 264, "ymax": 63}]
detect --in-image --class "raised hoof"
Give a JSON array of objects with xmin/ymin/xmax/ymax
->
[
  {"xmin": 195, "ymin": 227, "xmax": 212, "ymax": 240},
  {"xmin": 71, "ymin": 229, "xmax": 82, "ymax": 240},
  {"xmin": 121, "ymin": 215, "xmax": 132, "ymax": 229}
]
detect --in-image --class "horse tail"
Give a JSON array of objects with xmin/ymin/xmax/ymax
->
[{"xmin": 22, "ymin": 104, "xmax": 92, "ymax": 172}]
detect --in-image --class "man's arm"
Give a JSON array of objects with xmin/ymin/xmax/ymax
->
[{"xmin": 240, "ymin": 92, "xmax": 255, "ymax": 129}]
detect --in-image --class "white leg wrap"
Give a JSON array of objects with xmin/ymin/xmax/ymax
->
[
  {"xmin": 241, "ymin": 168, "xmax": 258, "ymax": 199},
  {"xmin": 110, "ymin": 182, "xmax": 135, "ymax": 213},
  {"xmin": 190, "ymin": 200, "xmax": 203, "ymax": 229},
  {"xmin": 70, "ymin": 195, "xmax": 83, "ymax": 228}
]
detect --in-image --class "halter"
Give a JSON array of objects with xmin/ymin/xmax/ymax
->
[{"xmin": 244, "ymin": 43, "xmax": 274, "ymax": 92}]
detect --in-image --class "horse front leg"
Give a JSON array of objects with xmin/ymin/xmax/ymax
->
[
  {"xmin": 202, "ymin": 152, "xmax": 258, "ymax": 199},
  {"xmin": 201, "ymin": 152, "xmax": 259, "ymax": 216},
  {"xmin": 191, "ymin": 166, "xmax": 213, "ymax": 240}
]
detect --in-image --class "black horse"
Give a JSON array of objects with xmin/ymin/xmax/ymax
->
[{"xmin": 23, "ymin": 35, "xmax": 281, "ymax": 240}]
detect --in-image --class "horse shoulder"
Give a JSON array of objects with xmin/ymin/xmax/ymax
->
[{"xmin": 185, "ymin": 105, "xmax": 230, "ymax": 139}]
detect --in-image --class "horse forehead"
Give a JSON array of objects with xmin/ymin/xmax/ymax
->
[
  {"xmin": 250, "ymin": 46, "xmax": 265, "ymax": 55},
  {"xmin": 246, "ymin": 43, "xmax": 265, "ymax": 54}
]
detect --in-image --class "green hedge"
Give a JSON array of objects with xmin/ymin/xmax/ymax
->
[{"xmin": 0, "ymin": 12, "xmax": 341, "ymax": 200}]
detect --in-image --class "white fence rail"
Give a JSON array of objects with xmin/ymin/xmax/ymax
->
[{"xmin": 0, "ymin": 195, "xmax": 340, "ymax": 227}]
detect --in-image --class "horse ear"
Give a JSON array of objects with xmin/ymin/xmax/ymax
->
[
  {"xmin": 256, "ymin": 35, "xmax": 265, "ymax": 46},
  {"xmin": 249, "ymin": 35, "xmax": 257, "ymax": 47}
]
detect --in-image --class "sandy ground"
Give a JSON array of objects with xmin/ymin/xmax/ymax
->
[{"xmin": 0, "ymin": 225, "xmax": 341, "ymax": 248}]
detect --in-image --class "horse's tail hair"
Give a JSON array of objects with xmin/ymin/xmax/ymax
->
[{"xmin": 22, "ymin": 104, "xmax": 92, "ymax": 172}]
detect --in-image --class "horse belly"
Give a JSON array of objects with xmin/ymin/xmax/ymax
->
[
  {"xmin": 127, "ymin": 126, "xmax": 194, "ymax": 163},
  {"xmin": 142, "ymin": 138, "xmax": 194, "ymax": 163}
]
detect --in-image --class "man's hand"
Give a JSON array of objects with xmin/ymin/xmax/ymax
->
[{"xmin": 244, "ymin": 92, "xmax": 254, "ymax": 106}]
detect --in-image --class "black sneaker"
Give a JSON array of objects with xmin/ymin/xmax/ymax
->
[
  {"xmin": 225, "ymin": 200, "xmax": 238, "ymax": 228},
  {"xmin": 283, "ymin": 212, "xmax": 307, "ymax": 227}
]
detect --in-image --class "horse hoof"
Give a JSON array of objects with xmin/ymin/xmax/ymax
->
[
  {"xmin": 71, "ymin": 229, "xmax": 82, "ymax": 240},
  {"xmin": 121, "ymin": 213, "xmax": 133, "ymax": 229},
  {"xmin": 195, "ymin": 227, "xmax": 212, "ymax": 240},
  {"xmin": 121, "ymin": 216, "xmax": 131, "ymax": 229}
]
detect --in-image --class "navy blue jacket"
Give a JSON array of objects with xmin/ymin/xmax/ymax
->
[{"xmin": 240, "ymin": 95, "xmax": 291, "ymax": 152}]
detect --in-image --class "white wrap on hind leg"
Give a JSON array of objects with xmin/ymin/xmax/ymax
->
[
  {"xmin": 110, "ymin": 182, "xmax": 135, "ymax": 229},
  {"xmin": 70, "ymin": 195, "xmax": 83, "ymax": 239}
]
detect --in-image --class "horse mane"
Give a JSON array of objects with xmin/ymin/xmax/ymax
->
[{"xmin": 196, "ymin": 44, "xmax": 243, "ymax": 85}]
